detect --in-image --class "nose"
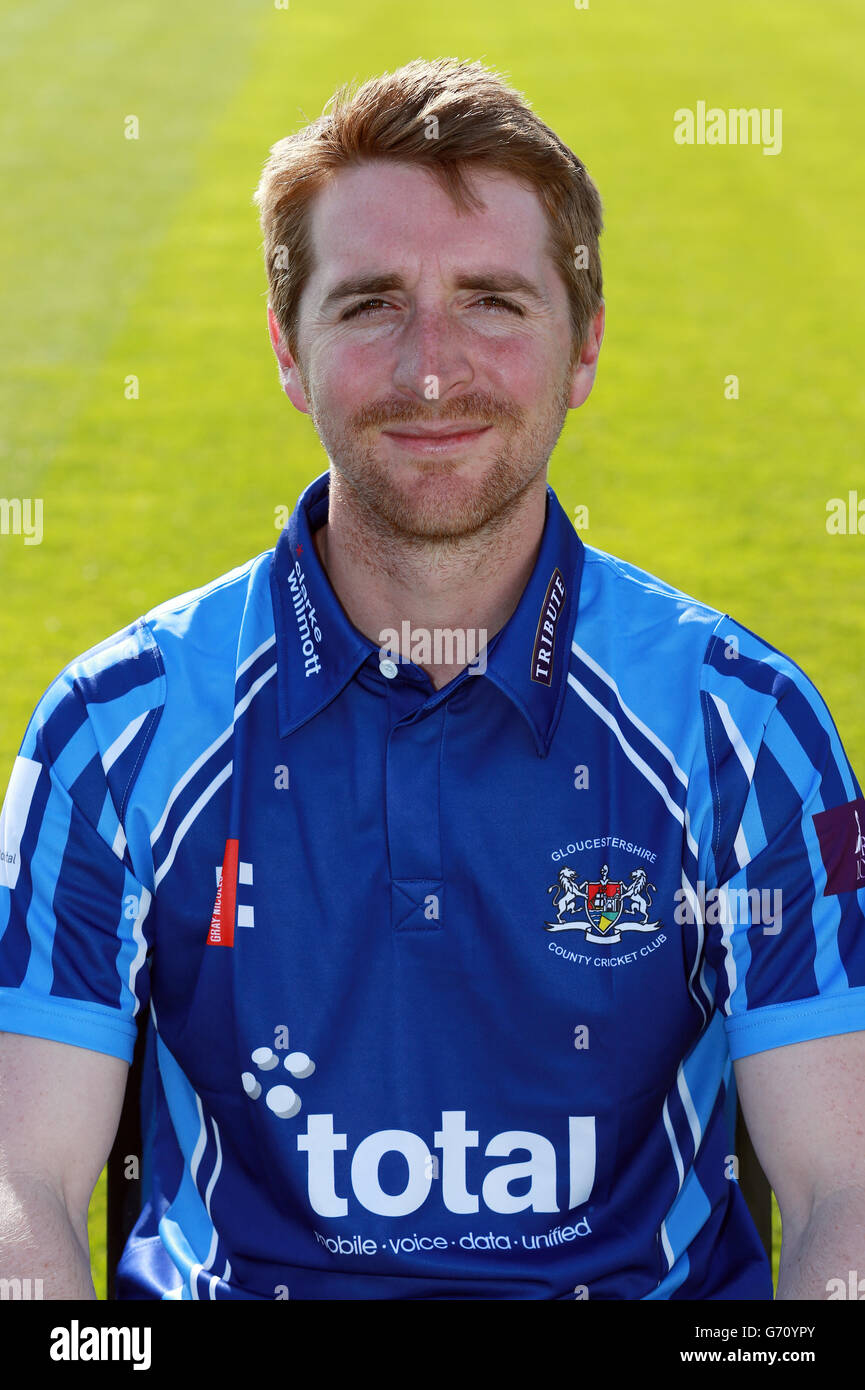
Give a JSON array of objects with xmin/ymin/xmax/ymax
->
[{"xmin": 390, "ymin": 303, "xmax": 475, "ymax": 403}]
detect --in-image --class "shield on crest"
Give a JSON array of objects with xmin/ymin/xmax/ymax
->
[{"xmin": 586, "ymin": 880, "xmax": 624, "ymax": 934}]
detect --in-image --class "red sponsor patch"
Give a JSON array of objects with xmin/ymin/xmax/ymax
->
[
  {"xmin": 812, "ymin": 798, "xmax": 865, "ymax": 896},
  {"xmin": 207, "ymin": 838, "xmax": 239, "ymax": 945}
]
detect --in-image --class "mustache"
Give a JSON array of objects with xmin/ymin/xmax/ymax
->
[{"xmin": 348, "ymin": 391, "xmax": 525, "ymax": 432}]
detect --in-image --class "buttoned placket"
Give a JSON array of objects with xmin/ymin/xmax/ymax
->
[{"xmin": 374, "ymin": 655, "xmax": 461, "ymax": 933}]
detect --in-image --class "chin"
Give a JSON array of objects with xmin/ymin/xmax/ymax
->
[{"xmin": 371, "ymin": 462, "xmax": 533, "ymax": 541}]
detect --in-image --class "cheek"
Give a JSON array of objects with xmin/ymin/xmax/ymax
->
[
  {"xmin": 482, "ymin": 337, "xmax": 563, "ymax": 405},
  {"xmin": 308, "ymin": 342, "xmax": 377, "ymax": 412}
]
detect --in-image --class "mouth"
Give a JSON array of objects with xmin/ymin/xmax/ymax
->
[{"xmin": 381, "ymin": 424, "xmax": 492, "ymax": 454}]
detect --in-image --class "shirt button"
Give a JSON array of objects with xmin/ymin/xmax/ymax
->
[{"xmin": 379, "ymin": 658, "xmax": 399, "ymax": 679}]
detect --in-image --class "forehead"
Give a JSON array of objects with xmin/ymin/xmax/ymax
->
[{"xmin": 304, "ymin": 159, "xmax": 553, "ymax": 284}]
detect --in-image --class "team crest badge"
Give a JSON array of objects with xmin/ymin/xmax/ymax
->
[{"xmin": 545, "ymin": 862, "xmax": 663, "ymax": 945}]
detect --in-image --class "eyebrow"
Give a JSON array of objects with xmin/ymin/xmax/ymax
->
[{"xmin": 319, "ymin": 269, "xmax": 548, "ymax": 313}]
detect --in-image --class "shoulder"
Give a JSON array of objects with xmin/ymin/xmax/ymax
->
[
  {"xmin": 570, "ymin": 544, "xmax": 728, "ymax": 759},
  {"xmin": 21, "ymin": 549, "xmax": 275, "ymax": 780},
  {"xmin": 578, "ymin": 541, "xmax": 827, "ymax": 701},
  {"xmin": 579, "ymin": 542, "xmax": 724, "ymax": 643},
  {"xmin": 572, "ymin": 541, "xmax": 840, "ymax": 770},
  {"xmin": 142, "ymin": 549, "xmax": 274, "ymax": 657}
]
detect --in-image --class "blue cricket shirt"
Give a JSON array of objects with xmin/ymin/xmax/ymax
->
[{"xmin": 2, "ymin": 467, "xmax": 864, "ymax": 1299}]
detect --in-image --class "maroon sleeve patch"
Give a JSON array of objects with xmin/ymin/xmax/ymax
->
[{"xmin": 812, "ymin": 797, "xmax": 865, "ymax": 895}]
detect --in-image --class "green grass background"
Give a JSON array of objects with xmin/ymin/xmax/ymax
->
[{"xmin": 2, "ymin": 0, "xmax": 862, "ymax": 1299}]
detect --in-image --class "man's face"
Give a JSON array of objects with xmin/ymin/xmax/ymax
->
[{"xmin": 269, "ymin": 159, "xmax": 603, "ymax": 540}]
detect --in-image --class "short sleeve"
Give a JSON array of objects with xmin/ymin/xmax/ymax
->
[
  {"xmin": 699, "ymin": 637, "xmax": 865, "ymax": 1061},
  {"xmin": 0, "ymin": 636, "xmax": 161, "ymax": 1063}
]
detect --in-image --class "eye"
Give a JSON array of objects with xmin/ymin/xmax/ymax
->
[
  {"xmin": 473, "ymin": 296, "xmax": 524, "ymax": 316},
  {"xmin": 341, "ymin": 294, "xmax": 525, "ymax": 320},
  {"xmin": 341, "ymin": 298, "xmax": 391, "ymax": 319}
]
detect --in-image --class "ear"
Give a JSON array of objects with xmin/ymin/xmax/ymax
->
[
  {"xmin": 267, "ymin": 305, "xmax": 311, "ymax": 415},
  {"xmin": 567, "ymin": 302, "xmax": 605, "ymax": 409}
]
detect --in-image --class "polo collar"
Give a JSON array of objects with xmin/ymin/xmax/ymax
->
[{"xmin": 270, "ymin": 469, "xmax": 585, "ymax": 756}]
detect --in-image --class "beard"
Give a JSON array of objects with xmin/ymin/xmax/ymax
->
[{"xmin": 304, "ymin": 369, "xmax": 574, "ymax": 545}]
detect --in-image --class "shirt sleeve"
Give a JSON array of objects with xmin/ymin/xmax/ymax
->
[
  {"xmin": 0, "ymin": 629, "xmax": 161, "ymax": 1063},
  {"xmin": 698, "ymin": 623, "xmax": 865, "ymax": 1060}
]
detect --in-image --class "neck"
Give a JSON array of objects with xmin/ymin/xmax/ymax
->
[{"xmin": 313, "ymin": 472, "xmax": 548, "ymax": 690}]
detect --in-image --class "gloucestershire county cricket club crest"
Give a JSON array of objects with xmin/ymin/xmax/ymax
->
[{"xmin": 544, "ymin": 863, "xmax": 663, "ymax": 944}]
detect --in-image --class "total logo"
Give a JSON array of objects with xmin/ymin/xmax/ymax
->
[
  {"xmin": 294, "ymin": 1111, "xmax": 597, "ymax": 1219},
  {"xmin": 241, "ymin": 1031, "xmax": 598, "ymax": 1221},
  {"xmin": 242, "ymin": 1042, "xmax": 316, "ymax": 1119}
]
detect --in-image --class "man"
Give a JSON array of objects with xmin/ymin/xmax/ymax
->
[{"xmin": 1, "ymin": 57, "xmax": 864, "ymax": 1301}]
